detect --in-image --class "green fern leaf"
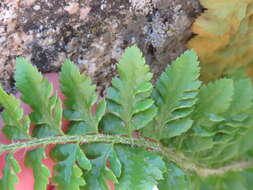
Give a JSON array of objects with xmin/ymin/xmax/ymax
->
[
  {"xmin": 25, "ymin": 148, "xmax": 50, "ymax": 190},
  {"xmin": 143, "ymin": 49, "xmax": 201, "ymax": 140},
  {"xmin": 239, "ymin": 114, "xmax": 253, "ymax": 153},
  {"xmin": 60, "ymin": 60, "xmax": 105, "ymax": 134},
  {"xmin": 162, "ymin": 119, "xmax": 193, "ymax": 139},
  {"xmin": 200, "ymin": 172, "xmax": 248, "ymax": 190},
  {"xmin": 198, "ymin": 78, "xmax": 253, "ymax": 164},
  {"xmin": 50, "ymin": 144, "xmax": 91, "ymax": 190},
  {"xmin": 115, "ymin": 145, "xmax": 166, "ymax": 190},
  {"xmin": 82, "ymin": 143, "xmax": 121, "ymax": 190},
  {"xmin": 101, "ymin": 45, "xmax": 156, "ymax": 136},
  {"xmin": 158, "ymin": 163, "xmax": 193, "ymax": 190},
  {"xmin": 14, "ymin": 58, "xmax": 63, "ymax": 137},
  {"xmin": 222, "ymin": 173, "xmax": 247, "ymax": 190},
  {"xmin": 184, "ymin": 136, "xmax": 214, "ymax": 152},
  {"xmin": 182, "ymin": 79, "xmax": 234, "ymax": 151},
  {"xmin": 0, "ymin": 85, "xmax": 30, "ymax": 140},
  {"xmin": 227, "ymin": 78, "xmax": 253, "ymax": 116},
  {"xmin": 0, "ymin": 153, "xmax": 21, "ymax": 190},
  {"xmin": 193, "ymin": 79, "xmax": 234, "ymax": 135},
  {"xmin": 193, "ymin": 79, "xmax": 234, "ymax": 120},
  {"xmin": 243, "ymin": 169, "xmax": 253, "ymax": 189}
]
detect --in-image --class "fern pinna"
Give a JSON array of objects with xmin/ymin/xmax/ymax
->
[{"xmin": 1, "ymin": 46, "xmax": 253, "ymax": 190}]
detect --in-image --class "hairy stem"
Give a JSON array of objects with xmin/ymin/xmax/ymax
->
[{"xmin": 0, "ymin": 134, "xmax": 252, "ymax": 177}]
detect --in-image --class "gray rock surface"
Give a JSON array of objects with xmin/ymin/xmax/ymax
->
[{"xmin": 0, "ymin": 0, "xmax": 202, "ymax": 95}]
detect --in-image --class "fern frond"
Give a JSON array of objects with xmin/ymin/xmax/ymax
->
[
  {"xmin": 193, "ymin": 79, "xmax": 234, "ymax": 119},
  {"xmin": 82, "ymin": 143, "xmax": 121, "ymax": 190},
  {"xmin": 143, "ymin": 49, "xmax": 201, "ymax": 140},
  {"xmin": 0, "ymin": 153, "xmax": 20, "ymax": 190},
  {"xmin": 15, "ymin": 58, "xmax": 63, "ymax": 137},
  {"xmin": 101, "ymin": 45, "xmax": 156, "ymax": 136},
  {"xmin": 0, "ymin": 45, "xmax": 253, "ymax": 189},
  {"xmin": 158, "ymin": 163, "xmax": 193, "ymax": 190},
  {"xmin": 227, "ymin": 78, "xmax": 253, "ymax": 116},
  {"xmin": 0, "ymin": 85, "xmax": 30, "ymax": 140},
  {"xmin": 50, "ymin": 144, "xmax": 91, "ymax": 190},
  {"xmin": 25, "ymin": 148, "xmax": 50, "ymax": 190},
  {"xmin": 194, "ymin": 78, "xmax": 253, "ymax": 164},
  {"xmin": 181, "ymin": 79, "xmax": 234, "ymax": 153},
  {"xmin": 59, "ymin": 60, "xmax": 105, "ymax": 134},
  {"xmin": 115, "ymin": 145, "xmax": 166, "ymax": 190}
]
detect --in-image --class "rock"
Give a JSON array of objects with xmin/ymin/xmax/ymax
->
[{"xmin": 0, "ymin": 0, "xmax": 202, "ymax": 95}]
